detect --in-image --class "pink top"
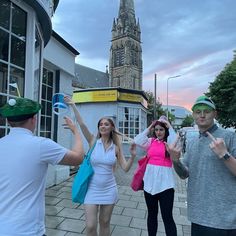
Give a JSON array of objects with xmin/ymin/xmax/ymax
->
[
  {"xmin": 134, "ymin": 128, "xmax": 176, "ymax": 194},
  {"xmin": 147, "ymin": 139, "xmax": 173, "ymax": 167}
]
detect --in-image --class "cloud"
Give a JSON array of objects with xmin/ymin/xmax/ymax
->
[{"xmin": 52, "ymin": 0, "xmax": 236, "ymax": 109}]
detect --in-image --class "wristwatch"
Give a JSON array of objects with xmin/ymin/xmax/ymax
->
[{"xmin": 221, "ymin": 152, "xmax": 231, "ymax": 161}]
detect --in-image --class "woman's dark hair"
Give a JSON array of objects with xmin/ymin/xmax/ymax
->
[
  {"xmin": 152, "ymin": 121, "xmax": 169, "ymax": 141},
  {"xmin": 152, "ymin": 120, "xmax": 170, "ymax": 158}
]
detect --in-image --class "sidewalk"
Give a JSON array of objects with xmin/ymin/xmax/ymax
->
[{"xmin": 45, "ymin": 159, "xmax": 191, "ymax": 236}]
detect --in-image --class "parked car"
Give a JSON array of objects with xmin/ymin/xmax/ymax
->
[{"xmin": 178, "ymin": 127, "xmax": 199, "ymax": 153}]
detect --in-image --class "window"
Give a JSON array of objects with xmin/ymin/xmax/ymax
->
[
  {"xmin": 40, "ymin": 68, "xmax": 54, "ymax": 138},
  {"xmin": 0, "ymin": 1, "xmax": 27, "ymax": 138},
  {"xmin": 114, "ymin": 48, "xmax": 124, "ymax": 67},
  {"xmin": 118, "ymin": 106, "xmax": 146, "ymax": 142},
  {"xmin": 131, "ymin": 50, "xmax": 138, "ymax": 66}
]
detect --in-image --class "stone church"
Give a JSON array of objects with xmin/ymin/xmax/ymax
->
[{"xmin": 109, "ymin": 0, "xmax": 143, "ymax": 90}]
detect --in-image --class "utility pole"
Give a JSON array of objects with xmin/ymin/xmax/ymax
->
[{"xmin": 154, "ymin": 73, "xmax": 157, "ymax": 120}]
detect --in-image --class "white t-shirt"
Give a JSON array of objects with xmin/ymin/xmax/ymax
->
[{"xmin": 0, "ymin": 128, "xmax": 68, "ymax": 236}]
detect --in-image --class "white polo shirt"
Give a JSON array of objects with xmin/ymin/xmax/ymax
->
[{"xmin": 0, "ymin": 128, "xmax": 68, "ymax": 236}]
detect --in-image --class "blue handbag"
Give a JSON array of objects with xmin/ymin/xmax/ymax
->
[{"xmin": 72, "ymin": 141, "xmax": 96, "ymax": 203}]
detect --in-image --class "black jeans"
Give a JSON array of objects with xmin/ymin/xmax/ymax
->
[
  {"xmin": 192, "ymin": 223, "xmax": 236, "ymax": 236},
  {"xmin": 144, "ymin": 188, "xmax": 177, "ymax": 236}
]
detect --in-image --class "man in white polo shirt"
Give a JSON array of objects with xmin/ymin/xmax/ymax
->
[{"xmin": 0, "ymin": 97, "xmax": 84, "ymax": 236}]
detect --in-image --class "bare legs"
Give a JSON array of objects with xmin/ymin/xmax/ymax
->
[
  {"xmin": 84, "ymin": 205, "xmax": 98, "ymax": 236},
  {"xmin": 84, "ymin": 204, "xmax": 115, "ymax": 236}
]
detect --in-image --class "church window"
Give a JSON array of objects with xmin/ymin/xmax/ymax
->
[{"xmin": 114, "ymin": 48, "xmax": 124, "ymax": 67}]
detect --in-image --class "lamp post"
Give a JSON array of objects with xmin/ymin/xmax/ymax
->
[{"xmin": 166, "ymin": 75, "xmax": 181, "ymax": 120}]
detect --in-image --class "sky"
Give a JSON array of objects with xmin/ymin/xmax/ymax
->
[{"xmin": 52, "ymin": 0, "xmax": 236, "ymax": 111}]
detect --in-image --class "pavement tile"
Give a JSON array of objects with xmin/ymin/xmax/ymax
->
[
  {"xmin": 56, "ymin": 199, "xmax": 78, "ymax": 209},
  {"xmin": 45, "ymin": 196, "xmax": 62, "ymax": 205},
  {"xmin": 122, "ymin": 207, "xmax": 146, "ymax": 219},
  {"xmin": 46, "ymin": 189, "xmax": 61, "ymax": 197},
  {"xmin": 130, "ymin": 195, "xmax": 146, "ymax": 203},
  {"xmin": 57, "ymin": 218, "xmax": 86, "ymax": 233},
  {"xmin": 112, "ymin": 205, "xmax": 124, "ymax": 214},
  {"xmin": 141, "ymin": 230, "xmax": 148, "ymax": 236},
  {"xmin": 65, "ymin": 232, "xmax": 86, "ymax": 236},
  {"xmin": 130, "ymin": 217, "xmax": 147, "ymax": 229},
  {"xmin": 46, "ymin": 205, "xmax": 64, "ymax": 216},
  {"xmin": 173, "ymin": 206, "xmax": 181, "ymax": 215},
  {"xmin": 111, "ymin": 225, "xmax": 141, "ymax": 236},
  {"xmin": 57, "ymin": 191, "xmax": 73, "ymax": 200},
  {"xmin": 46, "ymin": 215, "xmax": 65, "ymax": 228},
  {"xmin": 46, "ymin": 228, "xmax": 67, "ymax": 236},
  {"xmin": 116, "ymin": 199, "xmax": 138, "ymax": 208},
  {"xmin": 59, "ymin": 186, "xmax": 72, "ymax": 192},
  {"xmin": 111, "ymin": 214, "xmax": 132, "ymax": 226},
  {"xmin": 57, "ymin": 207, "xmax": 84, "ymax": 219},
  {"xmin": 65, "ymin": 233, "xmax": 85, "ymax": 236},
  {"xmin": 118, "ymin": 193, "xmax": 132, "ymax": 200},
  {"xmin": 137, "ymin": 202, "xmax": 147, "ymax": 210}
]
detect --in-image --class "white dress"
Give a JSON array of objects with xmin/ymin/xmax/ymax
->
[{"xmin": 83, "ymin": 138, "xmax": 118, "ymax": 204}]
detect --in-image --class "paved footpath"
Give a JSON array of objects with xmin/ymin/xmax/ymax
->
[{"xmin": 45, "ymin": 158, "xmax": 191, "ymax": 236}]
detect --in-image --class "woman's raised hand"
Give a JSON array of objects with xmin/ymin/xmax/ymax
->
[{"xmin": 64, "ymin": 95, "xmax": 75, "ymax": 105}]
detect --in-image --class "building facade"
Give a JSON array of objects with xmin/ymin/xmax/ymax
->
[
  {"xmin": 0, "ymin": 0, "xmax": 80, "ymax": 186},
  {"xmin": 162, "ymin": 105, "xmax": 192, "ymax": 129},
  {"xmin": 72, "ymin": 87, "xmax": 147, "ymax": 156},
  {"xmin": 109, "ymin": 0, "xmax": 143, "ymax": 90}
]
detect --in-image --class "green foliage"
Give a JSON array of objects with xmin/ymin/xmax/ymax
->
[
  {"xmin": 207, "ymin": 51, "xmax": 236, "ymax": 129},
  {"xmin": 181, "ymin": 115, "xmax": 194, "ymax": 127},
  {"xmin": 144, "ymin": 90, "xmax": 166, "ymax": 125}
]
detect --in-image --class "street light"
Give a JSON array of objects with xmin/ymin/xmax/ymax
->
[{"xmin": 166, "ymin": 75, "xmax": 181, "ymax": 120}]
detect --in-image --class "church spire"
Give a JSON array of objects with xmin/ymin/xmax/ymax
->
[
  {"xmin": 119, "ymin": 0, "xmax": 135, "ymax": 18},
  {"xmin": 109, "ymin": 0, "xmax": 143, "ymax": 90}
]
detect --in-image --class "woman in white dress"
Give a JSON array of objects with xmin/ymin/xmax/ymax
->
[{"xmin": 65, "ymin": 96, "xmax": 136, "ymax": 236}]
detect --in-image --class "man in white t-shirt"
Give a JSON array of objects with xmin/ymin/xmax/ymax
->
[{"xmin": 0, "ymin": 97, "xmax": 84, "ymax": 236}]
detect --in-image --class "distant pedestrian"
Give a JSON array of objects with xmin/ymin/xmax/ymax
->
[
  {"xmin": 0, "ymin": 97, "xmax": 84, "ymax": 236},
  {"xmin": 167, "ymin": 95, "xmax": 236, "ymax": 236},
  {"xmin": 133, "ymin": 116, "xmax": 177, "ymax": 236},
  {"xmin": 65, "ymin": 96, "xmax": 136, "ymax": 236}
]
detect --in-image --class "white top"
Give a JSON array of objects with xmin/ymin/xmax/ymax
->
[
  {"xmin": 84, "ymin": 138, "xmax": 118, "ymax": 204},
  {"xmin": 0, "ymin": 128, "xmax": 67, "ymax": 236},
  {"xmin": 134, "ymin": 128, "xmax": 176, "ymax": 195},
  {"xmin": 143, "ymin": 164, "xmax": 175, "ymax": 195}
]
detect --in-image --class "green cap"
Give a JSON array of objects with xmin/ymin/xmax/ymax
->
[
  {"xmin": 191, "ymin": 95, "xmax": 216, "ymax": 111},
  {"xmin": 0, "ymin": 98, "xmax": 41, "ymax": 121}
]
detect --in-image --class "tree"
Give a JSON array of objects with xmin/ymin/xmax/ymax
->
[
  {"xmin": 144, "ymin": 91, "xmax": 166, "ymax": 125},
  {"xmin": 207, "ymin": 51, "xmax": 236, "ymax": 129},
  {"xmin": 144, "ymin": 91, "xmax": 175, "ymax": 125},
  {"xmin": 181, "ymin": 115, "xmax": 194, "ymax": 127}
]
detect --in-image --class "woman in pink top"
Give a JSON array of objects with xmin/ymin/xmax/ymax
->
[{"xmin": 134, "ymin": 116, "xmax": 177, "ymax": 236}]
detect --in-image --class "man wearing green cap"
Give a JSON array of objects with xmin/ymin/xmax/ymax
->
[
  {"xmin": 167, "ymin": 95, "xmax": 236, "ymax": 236},
  {"xmin": 0, "ymin": 97, "xmax": 84, "ymax": 236}
]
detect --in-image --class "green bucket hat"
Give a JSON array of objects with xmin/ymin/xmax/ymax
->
[
  {"xmin": 191, "ymin": 95, "xmax": 216, "ymax": 111},
  {"xmin": 0, "ymin": 98, "xmax": 41, "ymax": 121}
]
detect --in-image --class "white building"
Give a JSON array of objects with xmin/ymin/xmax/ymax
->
[
  {"xmin": 162, "ymin": 105, "xmax": 192, "ymax": 129},
  {"xmin": 0, "ymin": 0, "xmax": 79, "ymax": 187},
  {"xmin": 72, "ymin": 87, "xmax": 148, "ymax": 156}
]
